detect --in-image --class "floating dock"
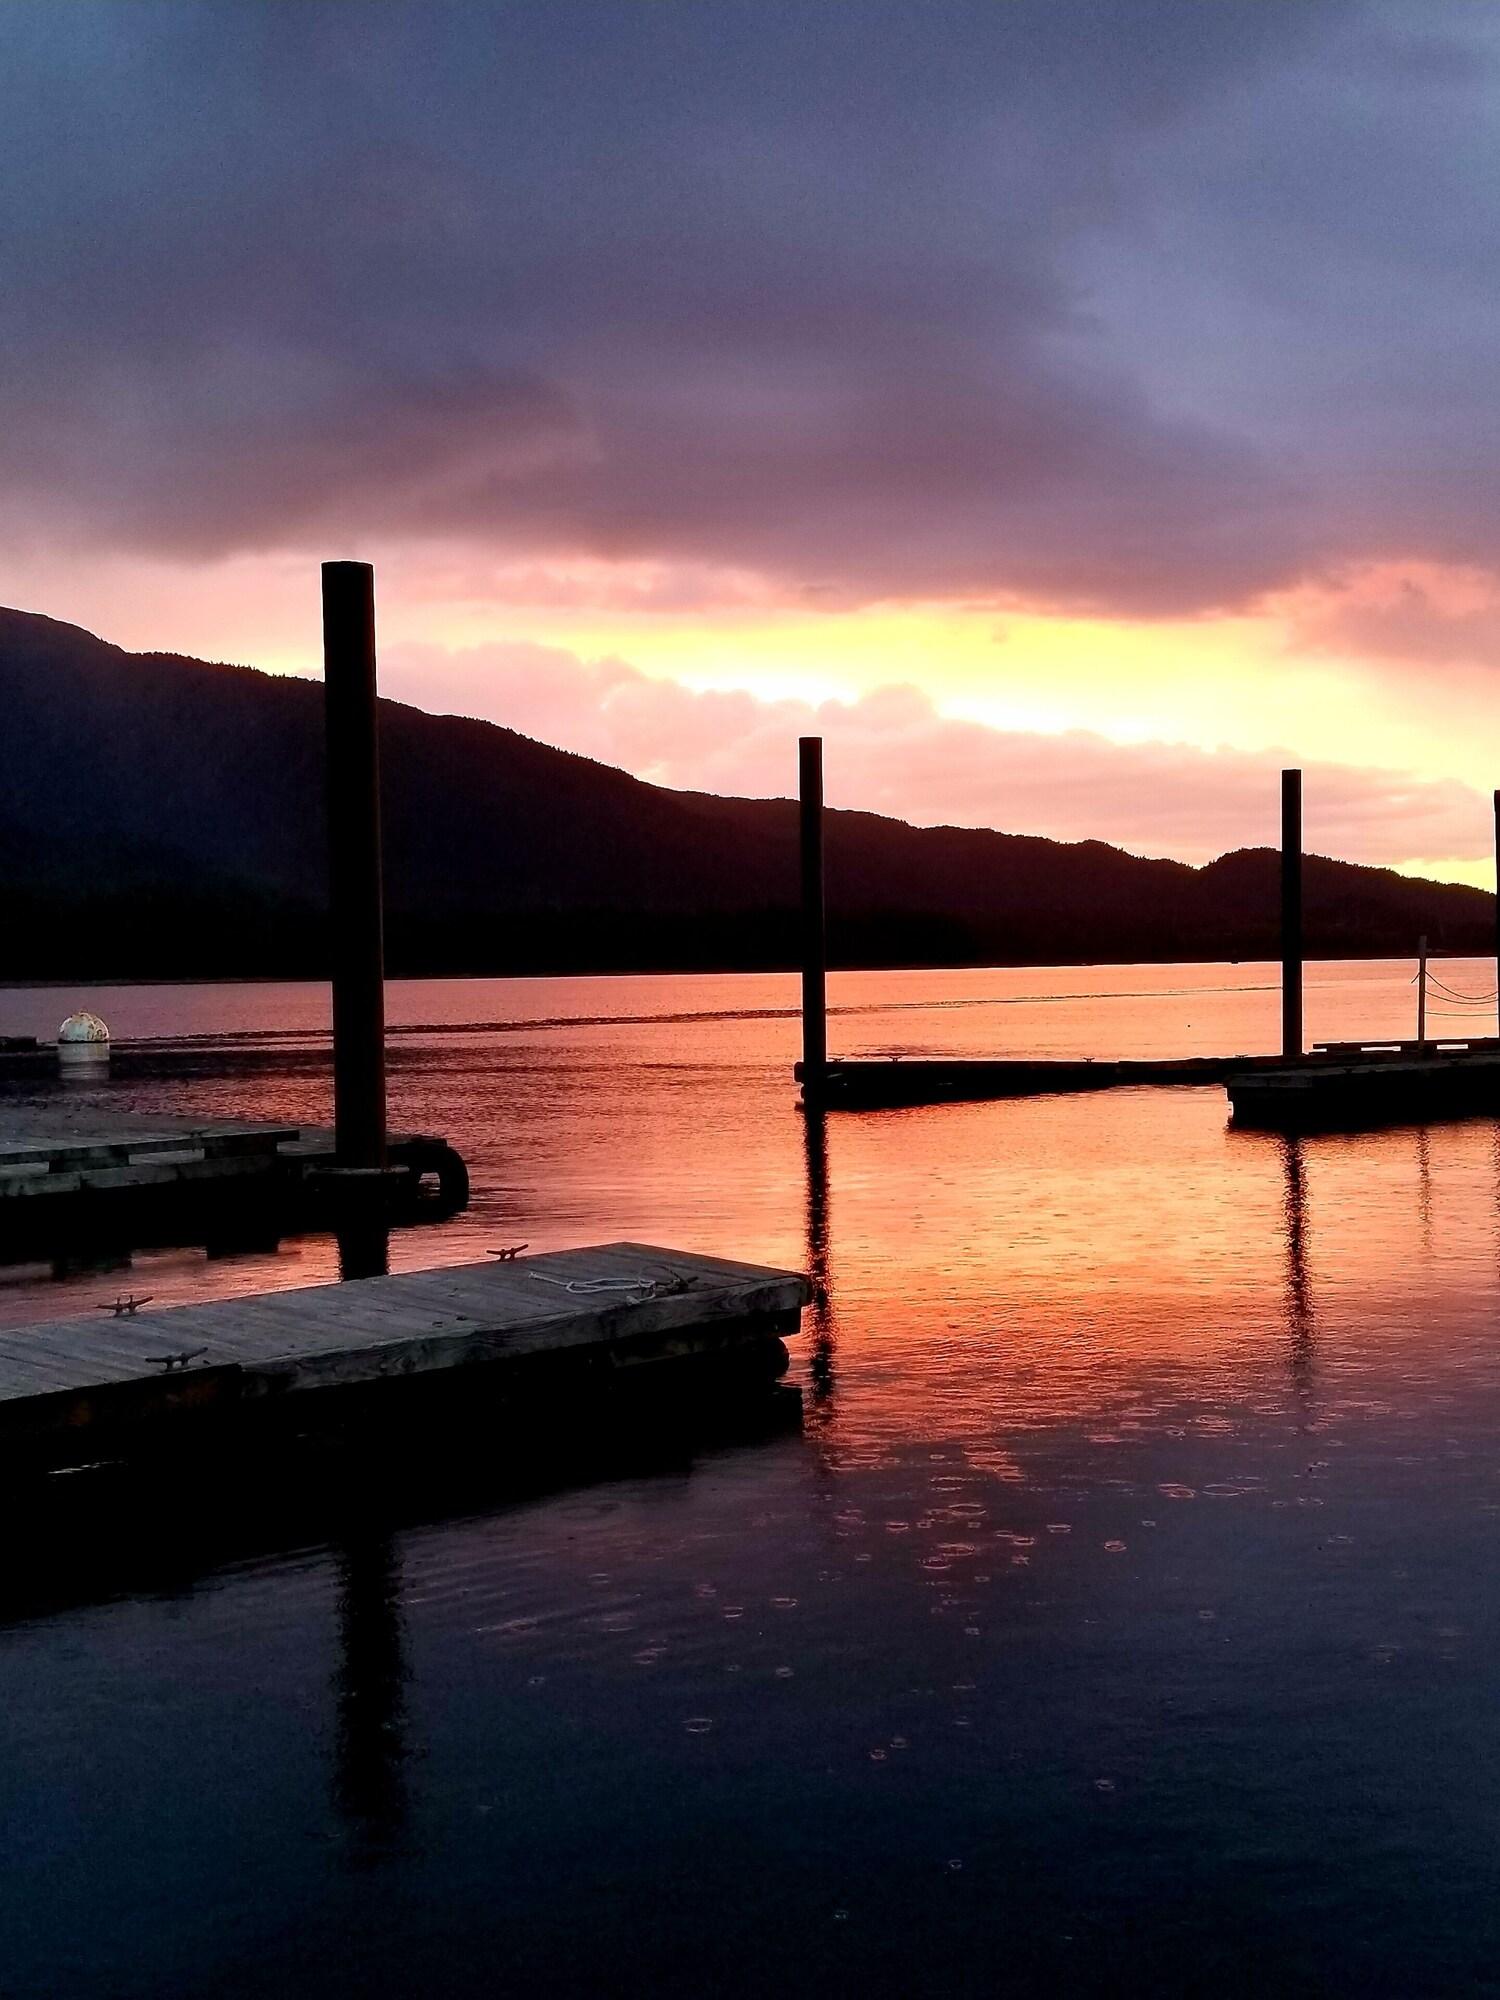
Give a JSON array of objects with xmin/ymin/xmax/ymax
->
[
  {"xmin": 0, "ymin": 1108, "xmax": 468, "ymax": 1254},
  {"xmin": 799, "ymin": 1054, "xmax": 1267, "ymax": 1108},
  {"xmin": 1228, "ymin": 1050, "xmax": 1500, "ymax": 1132},
  {"xmin": 790, "ymin": 737, "xmax": 1500, "ymax": 1119},
  {"xmin": 0, "ymin": 1243, "xmax": 809, "ymax": 1469},
  {"xmin": 801, "ymin": 1034, "xmax": 1500, "ymax": 1111},
  {"xmin": 1310, "ymin": 1035, "xmax": 1500, "ymax": 1059}
]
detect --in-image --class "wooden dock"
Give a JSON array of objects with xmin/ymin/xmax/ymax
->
[
  {"xmin": 1310, "ymin": 1035, "xmax": 1500, "ymax": 1058},
  {"xmin": 800, "ymin": 1052, "xmax": 1320, "ymax": 1109},
  {"xmin": 801, "ymin": 1033, "xmax": 1500, "ymax": 1110},
  {"xmin": 0, "ymin": 1109, "xmax": 468, "ymax": 1252},
  {"xmin": 0, "ymin": 1243, "xmax": 809, "ymax": 1468},
  {"xmin": 1228, "ymin": 1051, "xmax": 1500, "ymax": 1132}
]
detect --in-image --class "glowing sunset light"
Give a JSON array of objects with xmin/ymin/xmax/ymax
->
[
  {"xmin": 8, "ymin": 12, "xmax": 1500, "ymax": 1994},
  {"xmin": 1, "ymin": 3, "xmax": 1498, "ymax": 887}
]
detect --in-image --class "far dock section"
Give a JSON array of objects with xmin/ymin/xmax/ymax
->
[
  {"xmin": 1228, "ymin": 1049, "xmax": 1500, "ymax": 1132},
  {"xmin": 0, "ymin": 1245, "xmax": 809, "ymax": 1469},
  {"xmin": 795, "ymin": 747, "xmax": 1325, "ymax": 1113},
  {"xmin": 0, "ymin": 1108, "xmax": 468, "ymax": 1256},
  {"xmin": 804, "ymin": 1034, "xmax": 1500, "ymax": 1111},
  {"xmin": 803, "ymin": 1052, "xmax": 1294, "ymax": 1109},
  {"xmin": 793, "ymin": 740, "xmax": 1500, "ymax": 1118}
]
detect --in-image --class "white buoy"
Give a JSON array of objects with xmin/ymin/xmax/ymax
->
[{"xmin": 57, "ymin": 1010, "xmax": 110, "ymax": 1071}]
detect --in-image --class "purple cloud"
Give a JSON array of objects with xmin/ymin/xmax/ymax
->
[{"xmin": 0, "ymin": 3, "xmax": 1496, "ymax": 617}]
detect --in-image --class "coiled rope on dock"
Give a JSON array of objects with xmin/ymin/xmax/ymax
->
[{"xmin": 527, "ymin": 1271, "xmax": 696, "ymax": 1303}]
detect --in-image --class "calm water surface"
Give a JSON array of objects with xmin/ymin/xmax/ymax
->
[{"xmin": 3, "ymin": 960, "xmax": 1500, "ymax": 1996}]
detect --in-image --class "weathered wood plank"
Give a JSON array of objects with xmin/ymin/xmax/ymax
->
[
  {"xmin": 0, "ymin": 1112, "xmax": 464, "ymax": 1265},
  {"xmin": 0, "ymin": 1246, "xmax": 810, "ymax": 1428},
  {"xmin": 0, "ymin": 1348, "xmax": 106, "ymax": 1392}
]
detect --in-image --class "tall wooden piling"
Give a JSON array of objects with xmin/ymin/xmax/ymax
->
[
  {"xmin": 799, "ymin": 737, "xmax": 828, "ymax": 1093},
  {"xmin": 1493, "ymin": 789, "xmax": 1499, "ymax": 1037},
  {"xmin": 322, "ymin": 561, "xmax": 388, "ymax": 1170},
  {"xmin": 1281, "ymin": 768, "xmax": 1303, "ymax": 1060}
]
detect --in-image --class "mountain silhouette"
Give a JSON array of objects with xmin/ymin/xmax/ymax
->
[{"xmin": 0, "ymin": 606, "xmax": 1492, "ymax": 981}]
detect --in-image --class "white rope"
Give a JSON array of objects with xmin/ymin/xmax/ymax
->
[{"xmin": 528, "ymin": 1271, "xmax": 693, "ymax": 1302}]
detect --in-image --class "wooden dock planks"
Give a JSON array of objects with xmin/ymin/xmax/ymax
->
[
  {"xmin": 0, "ymin": 1109, "xmax": 470, "ymax": 1248},
  {"xmin": 0, "ymin": 1245, "xmax": 810, "ymax": 1455}
]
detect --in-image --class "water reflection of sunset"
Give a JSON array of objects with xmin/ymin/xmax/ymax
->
[{"xmin": 6, "ymin": 962, "xmax": 1500, "ymax": 1993}]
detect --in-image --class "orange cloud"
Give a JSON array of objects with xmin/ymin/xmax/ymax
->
[
  {"xmin": 1280, "ymin": 562, "xmax": 1500, "ymax": 670},
  {"xmin": 382, "ymin": 637, "xmax": 1495, "ymax": 877}
]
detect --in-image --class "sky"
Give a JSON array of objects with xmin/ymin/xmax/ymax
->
[{"xmin": 3, "ymin": 0, "xmax": 1500, "ymax": 881}]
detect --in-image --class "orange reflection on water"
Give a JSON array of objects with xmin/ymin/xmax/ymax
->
[
  {"xmin": 3, "ymin": 955, "xmax": 1500, "ymax": 1464},
  {"xmin": 5, "ymin": 965, "xmax": 1500, "ymax": 1993}
]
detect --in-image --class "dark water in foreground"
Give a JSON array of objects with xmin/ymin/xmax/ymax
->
[{"xmin": 3, "ymin": 961, "xmax": 1500, "ymax": 1996}]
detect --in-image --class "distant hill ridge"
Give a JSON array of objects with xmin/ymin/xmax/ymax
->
[{"xmin": 0, "ymin": 605, "xmax": 1491, "ymax": 980}]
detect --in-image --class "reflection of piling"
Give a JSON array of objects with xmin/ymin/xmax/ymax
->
[
  {"xmin": 1279, "ymin": 1134, "xmax": 1315, "ymax": 1415},
  {"xmin": 337, "ymin": 1220, "xmax": 391, "ymax": 1284},
  {"xmin": 1415, "ymin": 1126, "xmax": 1434, "ymax": 1256},
  {"xmin": 799, "ymin": 737, "xmax": 828, "ymax": 1096},
  {"xmin": 802, "ymin": 1107, "xmax": 835, "ymax": 1409},
  {"xmin": 1281, "ymin": 769, "xmax": 1303, "ymax": 1061},
  {"xmin": 322, "ymin": 561, "xmax": 388, "ymax": 1171},
  {"xmin": 1281, "ymin": 1136, "xmax": 1310, "ymax": 1323},
  {"xmin": 333, "ymin": 1529, "xmax": 408, "ymax": 1847}
]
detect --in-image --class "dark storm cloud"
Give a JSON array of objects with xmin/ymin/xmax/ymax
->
[{"xmin": 0, "ymin": 0, "xmax": 1492, "ymax": 613}]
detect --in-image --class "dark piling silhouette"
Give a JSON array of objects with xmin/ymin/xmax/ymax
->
[
  {"xmin": 337, "ymin": 1219, "xmax": 391, "ymax": 1284},
  {"xmin": 799, "ymin": 737, "xmax": 828, "ymax": 1095},
  {"xmin": 1281, "ymin": 769, "xmax": 1303, "ymax": 1061},
  {"xmin": 322, "ymin": 561, "xmax": 387, "ymax": 1170},
  {"xmin": 333, "ymin": 1528, "xmax": 409, "ymax": 1851}
]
